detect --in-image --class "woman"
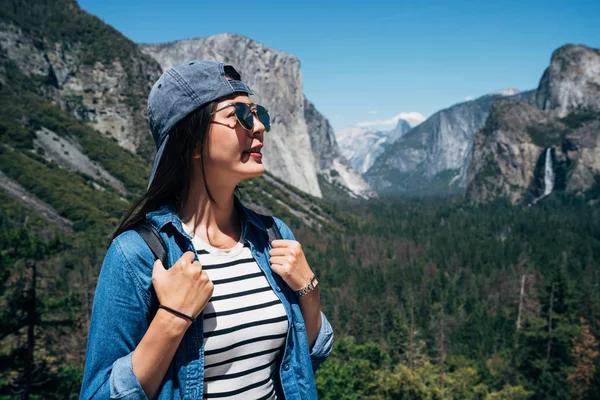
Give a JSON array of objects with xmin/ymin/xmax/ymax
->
[{"xmin": 80, "ymin": 60, "xmax": 334, "ymax": 399}]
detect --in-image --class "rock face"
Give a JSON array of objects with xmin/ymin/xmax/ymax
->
[
  {"xmin": 466, "ymin": 101, "xmax": 600, "ymax": 204},
  {"xmin": 0, "ymin": 170, "xmax": 73, "ymax": 232},
  {"xmin": 141, "ymin": 35, "xmax": 330, "ymax": 197},
  {"xmin": 366, "ymin": 90, "xmax": 535, "ymax": 195},
  {"xmin": 465, "ymin": 100, "xmax": 550, "ymax": 204},
  {"xmin": 336, "ymin": 119, "xmax": 413, "ymax": 174},
  {"xmin": 466, "ymin": 45, "xmax": 600, "ymax": 204},
  {"xmin": 34, "ymin": 127, "xmax": 127, "ymax": 194},
  {"xmin": 0, "ymin": 12, "xmax": 163, "ymax": 157},
  {"xmin": 303, "ymin": 99, "xmax": 374, "ymax": 198},
  {"xmin": 1, "ymin": 0, "xmax": 368, "ymax": 200},
  {"xmin": 535, "ymin": 45, "xmax": 600, "ymax": 117}
]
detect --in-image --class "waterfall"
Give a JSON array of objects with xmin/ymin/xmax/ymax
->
[
  {"xmin": 530, "ymin": 148, "xmax": 554, "ymax": 205},
  {"xmin": 543, "ymin": 148, "xmax": 555, "ymax": 196}
]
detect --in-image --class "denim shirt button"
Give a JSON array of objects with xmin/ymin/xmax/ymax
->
[{"xmin": 283, "ymin": 363, "xmax": 290, "ymax": 371}]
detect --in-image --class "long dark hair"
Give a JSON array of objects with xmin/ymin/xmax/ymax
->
[{"xmin": 112, "ymin": 66, "xmax": 242, "ymax": 240}]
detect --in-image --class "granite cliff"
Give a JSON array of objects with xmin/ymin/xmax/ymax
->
[
  {"xmin": 141, "ymin": 35, "xmax": 373, "ymax": 199},
  {"xmin": 466, "ymin": 44, "xmax": 600, "ymax": 204},
  {"xmin": 1, "ymin": 1, "xmax": 372, "ymax": 200},
  {"xmin": 336, "ymin": 118, "xmax": 414, "ymax": 174}
]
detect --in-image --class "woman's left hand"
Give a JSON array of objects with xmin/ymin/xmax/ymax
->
[{"xmin": 268, "ymin": 240, "xmax": 315, "ymax": 291}]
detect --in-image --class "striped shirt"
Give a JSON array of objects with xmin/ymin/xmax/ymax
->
[{"xmin": 185, "ymin": 227, "xmax": 288, "ymax": 399}]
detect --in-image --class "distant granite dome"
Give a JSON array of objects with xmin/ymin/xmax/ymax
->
[
  {"xmin": 496, "ymin": 88, "xmax": 521, "ymax": 96},
  {"xmin": 336, "ymin": 118, "xmax": 413, "ymax": 174},
  {"xmin": 535, "ymin": 44, "xmax": 600, "ymax": 117}
]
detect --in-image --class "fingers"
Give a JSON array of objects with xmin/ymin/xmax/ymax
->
[
  {"xmin": 153, "ymin": 258, "xmax": 166, "ymax": 277},
  {"xmin": 270, "ymin": 239, "xmax": 294, "ymax": 248},
  {"xmin": 181, "ymin": 250, "xmax": 196, "ymax": 264},
  {"xmin": 268, "ymin": 248, "xmax": 289, "ymax": 257},
  {"xmin": 269, "ymin": 256, "xmax": 295, "ymax": 266},
  {"xmin": 173, "ymin": 251, "xmax": 198, "ymax": 269},
  {"xmin": 154, "ymin": 251, "xmax": 203, "ymax": 277},
  {"xmin": 178, "ymin": 252, "xmax": 203, "ymax": 280},
  {"xmin": 188, "ymin": 262, "xmax": 205, "ymax": 281}
]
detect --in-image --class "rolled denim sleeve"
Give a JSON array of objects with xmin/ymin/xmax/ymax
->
[
  {"xmin": 110, "ymin": 352, "xmax": 147, "ymax": 399},
  {"xmin": 80, "ymin": 235, "xmax": 151, "ymax": 399},
  {"xmin": 309, "ymin": 311, "xmax": 334, "ymax": 372}
]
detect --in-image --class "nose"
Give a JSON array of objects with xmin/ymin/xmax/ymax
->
[{"xmin": 250, "ymin": 113, "xmax": 265, "ymax": 138}]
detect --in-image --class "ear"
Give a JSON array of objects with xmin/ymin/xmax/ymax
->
[{"xmin": 191, "ymin": 144, "xmax": 202, "ymax": 159}]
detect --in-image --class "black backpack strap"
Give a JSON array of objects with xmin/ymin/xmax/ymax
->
[
  {"xmin": 133, "ymin": 222, "xmax": 169, "ymax": 267},
  {"xmin": 259, "ymin": 214, "xmax": 283, "ymax": 242}
]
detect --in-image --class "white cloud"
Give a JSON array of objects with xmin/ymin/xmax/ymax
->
[
  {"xmin": 335, "ymin": 115, "xmax": 341, "ymax": 119},
  {"xmin": 368, "ymin": 110, "xmax": 377, "ymax": 115},
  {"xmin": 465, "ymin": 96, "xmax": 473, "ymax": 101},
  {"xmin": 356, "ymin": 111, "xmax": 426, "ymax": 128}
]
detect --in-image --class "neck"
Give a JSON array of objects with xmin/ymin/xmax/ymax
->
[{"xmin": 179, "ymin": 174, "xmax": 241, "ymax": 244}]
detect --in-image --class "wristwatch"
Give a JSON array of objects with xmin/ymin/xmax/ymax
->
[{"xmin": 296, "ymin": 274, "xmax": 319, "ymax": 297}]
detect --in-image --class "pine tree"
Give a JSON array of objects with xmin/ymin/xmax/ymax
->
[
  {"xmin": 516, "ymin": 269, "xmax": 579, "ymax": 399},
  {"xmin": 568, "ymin": 318, "xmax": 599, "ymax": 400}
]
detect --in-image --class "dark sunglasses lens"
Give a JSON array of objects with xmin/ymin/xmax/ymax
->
[
  {"xmin": 234, "ymin": 103, "xmax": 254, "ymax": 130},
  {"xmin": 256, "ymin": 105, "xmax": 271, "ymax": 132}
]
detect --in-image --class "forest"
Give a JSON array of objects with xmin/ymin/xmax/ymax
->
[{"xmin": 1, "ymin": 175, "xmax": 599, "ymax": 398}]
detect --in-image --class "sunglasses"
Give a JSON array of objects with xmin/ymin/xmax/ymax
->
[{"xmin": 210, "ymin": 102, "xmax": 271, "ymax": 132}]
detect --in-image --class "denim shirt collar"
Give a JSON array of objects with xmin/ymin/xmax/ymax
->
[{"xmin": 145, "ymin": 195, "xmax": 268, "ymax": 241}]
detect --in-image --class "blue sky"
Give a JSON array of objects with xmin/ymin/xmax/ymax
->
[{"xmin": 78, "ymin": 0, "xmax": 600, "ymax": 131}]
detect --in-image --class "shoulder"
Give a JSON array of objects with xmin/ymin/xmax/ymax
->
[
  {"xmin": 106, "ymin": 228, "xmax": 156, "ymax": 272},
  {"xmin": 99, "ymin": 229, "xmax": 156, "ymax": 303}
]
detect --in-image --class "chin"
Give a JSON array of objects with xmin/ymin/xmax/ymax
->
[{"xmin": 242, "ymin": 166, "xmax": 265, "ymax": 179}]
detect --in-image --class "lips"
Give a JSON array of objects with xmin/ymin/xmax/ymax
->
[{"xmin": 243, "ymin": 144, "xmax": 263, "ymax": 155}]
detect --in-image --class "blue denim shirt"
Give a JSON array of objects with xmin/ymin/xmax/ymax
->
[{"xmin": 80, "ymin": 196, "xmax": 334, "ymax": 399}]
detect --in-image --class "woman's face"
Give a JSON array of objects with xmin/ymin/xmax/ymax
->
[{"xmin": 200, "ymin": 94, "xmax": 266, "ymax": 186}]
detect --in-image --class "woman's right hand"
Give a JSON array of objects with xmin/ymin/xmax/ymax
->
[{"xmin": 152, "ymin": 251, "xmax": 214, "ymax": 322}]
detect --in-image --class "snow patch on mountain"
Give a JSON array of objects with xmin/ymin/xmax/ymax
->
[{"xmin": 336, "ymin": 118, "xmax": 413, "ymax": 174}]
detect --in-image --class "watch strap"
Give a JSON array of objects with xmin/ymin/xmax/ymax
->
[{"xmin": 296, "ymin": 274, "xmax": 319, "ymax": 297}]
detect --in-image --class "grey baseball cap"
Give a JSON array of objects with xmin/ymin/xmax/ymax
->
[{"xmin": 146, "ymin": 60, "xmax": 254, "ymax": 190}]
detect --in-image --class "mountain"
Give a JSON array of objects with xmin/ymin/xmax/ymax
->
[
  {"xmin": 140, "ymin": 35, "xmax": 373, "ymax": 199},
  {"xmin": 303, "ymin": 98, "xmax": 375, "ymax": 199},
  {"xmin": 336, "ymin": 127, "xmax": 384, "ymax": 174},
  {"xmin": 534, "ymin": 45, "xmax": 600, "ymax": 117},
  {"xmin": 336, "ymin": 118, "xmax": 413, "ymax": 174},
  {"xmin": 0, "ymin": 0, "xmax": 356, "ymax": 230},
  {"xmin": 466, "ymin": 44, "xmax": 600, "ymax": 204},
  {"xmin": 0, "ymin": 1, "xmax": 370, "ymax": 200},
  {"xmin": 0, "ymin": 0, "xmax": 163, "ymax": 159},
  {"xmin": 365, "ymin": 89, "xmax": 535, "ymax": 196}
]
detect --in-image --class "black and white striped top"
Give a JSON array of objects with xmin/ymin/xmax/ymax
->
[{"xmin": 185, "ymin": 227, "xmax": 288, "ymax": 399}]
